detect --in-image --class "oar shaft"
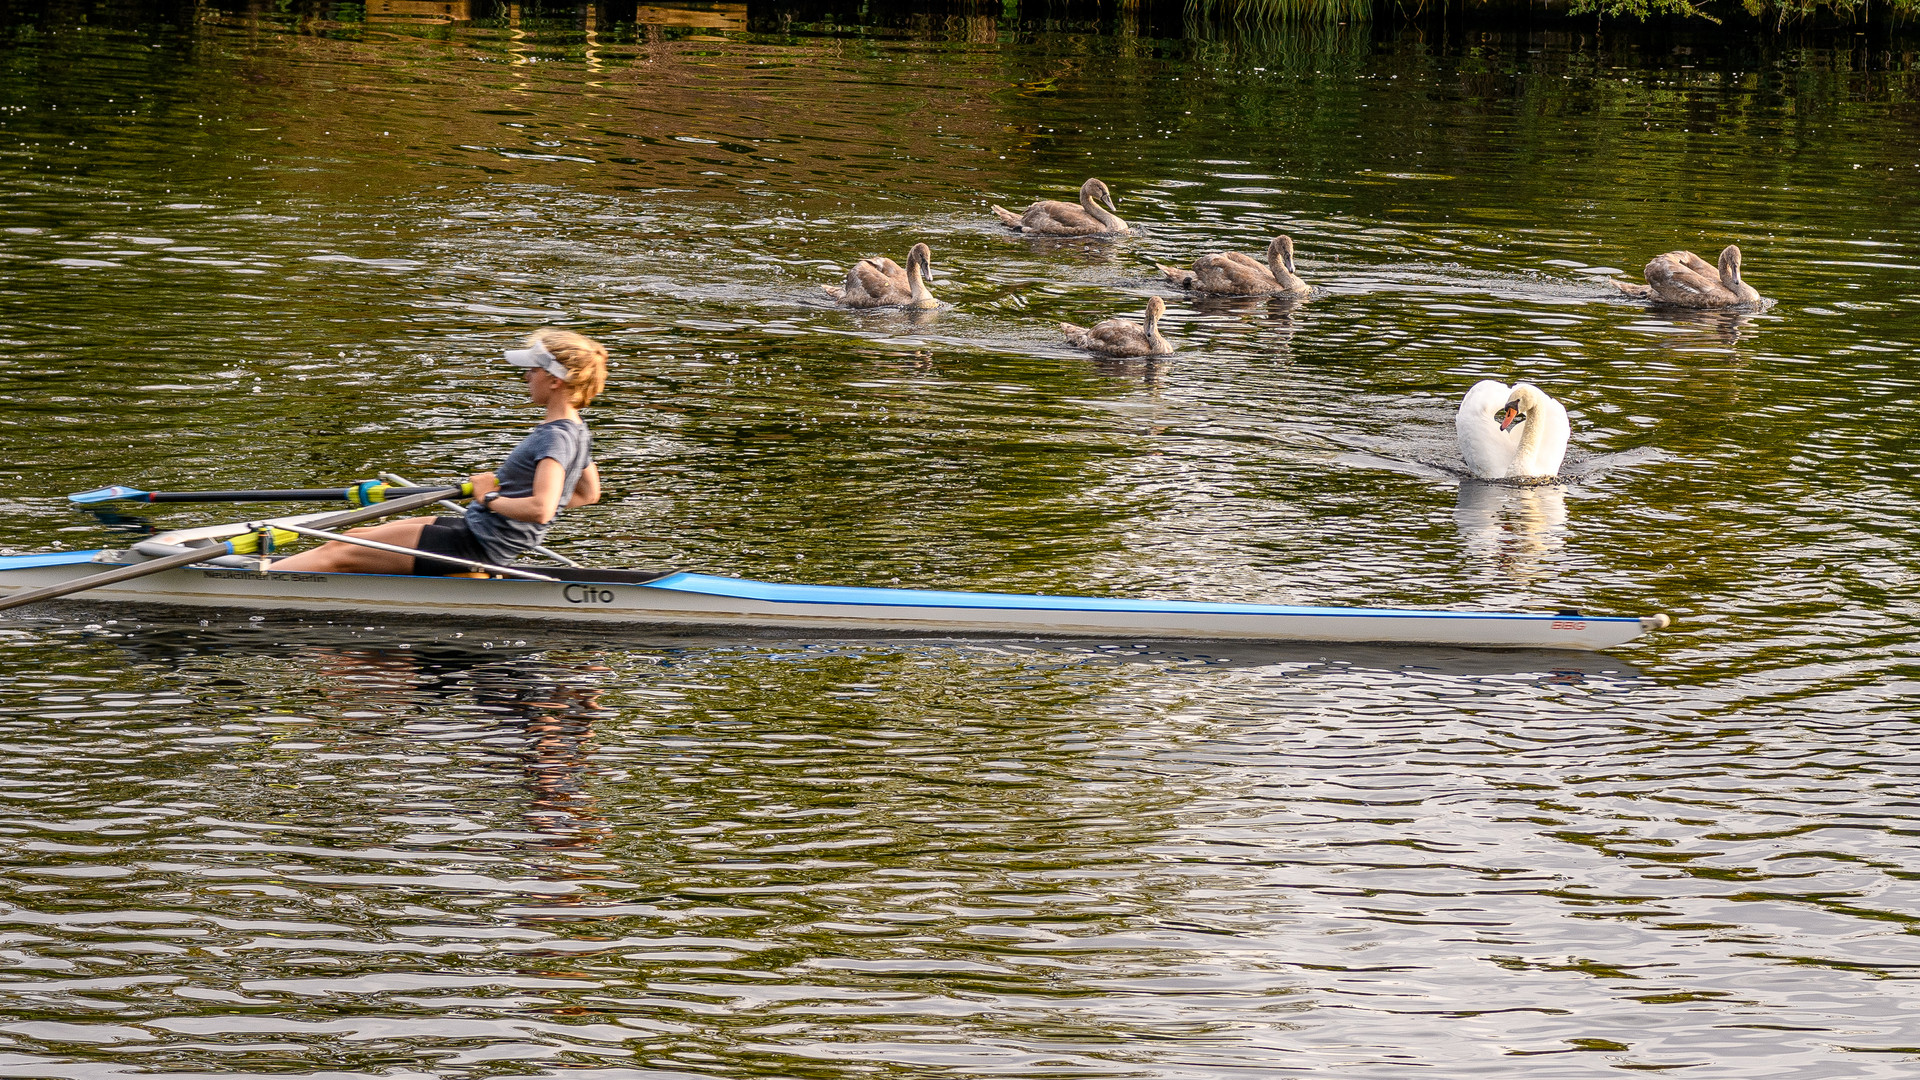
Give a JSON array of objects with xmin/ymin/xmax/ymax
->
[
  {"xmin": 0, "ymin": 544, "xmax": 229, "ymax": 614},
  {"xmin": 135, "ymin": 486, "xmax": 452, "ymax": 504},
  {"xmin": 302, "ymin": 488, "xmax": 463, "ymax": 532},
  {"xmin": 0, "ymin": 488, "xmax": 458, "ymax": 615}
]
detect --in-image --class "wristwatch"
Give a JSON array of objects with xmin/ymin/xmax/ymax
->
[{"xmin": 480, "ymin": 491, "xmax": 502, "ymax": 511}]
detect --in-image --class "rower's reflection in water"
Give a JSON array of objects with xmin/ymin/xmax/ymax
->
[
  {"xmin": 302, "ymin": 644, "xmax": 615, "ymax": 848},
  {"xmin": 1454, "ymin": 480, "xmax": 1568, "ymax": 583},
  {"xmin": 465, "ymin": 660, "xmax": 611, "ymax": 845}
]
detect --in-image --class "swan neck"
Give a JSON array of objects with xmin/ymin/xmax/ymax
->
[
  {"xmin": 907, "ymin": 256, "xmax": 931, "ymax": 301},
  {"xmin": 1718, "ymin": 247, "xmax": 1743, "ymax": 287},
  {"xmin": 1082, "ymin": 189, "xmax": 1121, "ymax": 229},
  {"xmin": 1268, "ymin": 246, "xmax": 1299, "ymax": 285},
  {"xmin": 1508, "ymin": 391, "xmax": 1555, "ymax": 474},
  {"xmin": 1513, "ymin": 411, "xmax": 1541, "ymax": 461}
]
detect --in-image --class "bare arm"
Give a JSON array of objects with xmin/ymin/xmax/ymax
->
[
  {"xmin": 567, "ymin": 463, "xmax": 600, "ymax": 509},
  {"xmin": 469, "ymin": 460, "xmax": 568, "ymax": 524}
]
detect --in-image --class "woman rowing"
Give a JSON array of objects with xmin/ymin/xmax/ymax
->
[{"xmin": 275, "ymin": 330, "xmax": 605, "ymax": 576}]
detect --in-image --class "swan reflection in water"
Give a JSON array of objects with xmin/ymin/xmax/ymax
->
[
  {"xmin": 1183, "ymin": 292, "xmax": 1304, "ymax": 350},
  {"xmin": 1091, "ymin": 354, "xmax": 1171, "ymax": 387},
  {"xmin": 1658, "ymin": 305, "xmax": 1758, "ymax": 345},
  {"xmin": 853, "ymin": 304, "xmax": 942, "ymax": 332},
  {"xmin": 1455, "ymin": 479, "xmax": 1568, "ymax": 583},
  {"xmin": 1633, "ymin": 306, "xmax": 1760, "ymax": 350}
]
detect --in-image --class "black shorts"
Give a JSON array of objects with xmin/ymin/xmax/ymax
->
[{"xmin": 413, "ymin": 517, "xmax": 492, "ymax": 576}]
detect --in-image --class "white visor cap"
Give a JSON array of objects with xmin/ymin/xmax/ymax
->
[{"xmin": 504, "ymin": 340, "xmax": 571, "ymax": 382}]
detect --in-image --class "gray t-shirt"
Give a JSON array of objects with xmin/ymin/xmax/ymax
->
[{"xmin": 465, "ymin": 418, "xmax": 593, "ymax": 563}]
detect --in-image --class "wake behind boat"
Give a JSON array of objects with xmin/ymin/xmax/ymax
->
[{"xmin": 0, "ymin": 545, "xmax": 1668, "ymax": 650}]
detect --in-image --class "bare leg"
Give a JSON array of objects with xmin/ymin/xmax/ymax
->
[{"xmin": 271, "ymin": 517, "xmax": 435, "ymax": 574}]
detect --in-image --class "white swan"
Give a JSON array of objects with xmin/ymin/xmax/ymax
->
[{"xmin": 1456, "ymin": 380, "xmax": 1569, "ymax": 480}]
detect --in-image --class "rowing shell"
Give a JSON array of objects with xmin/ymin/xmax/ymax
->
[{"xmin": 0, "ymin": 550, "xmax": 1668, "ymax": 650}]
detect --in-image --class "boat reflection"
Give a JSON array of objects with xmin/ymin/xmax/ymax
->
[
  {"xmin": 638, "ymin": 3, "xmax": 748, "ymax": 32},
  {"xmin": 110, "ymin": 626, "xmax": 616, "ymax": 849}
]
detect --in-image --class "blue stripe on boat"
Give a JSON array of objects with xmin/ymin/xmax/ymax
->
[
  {"xmin": 0, "ymin": 550, "xmax": 104, "ymax": 570},
  {"xmin": 641, "ymin": 572, "xmax": 1635, "ymax": 623}
]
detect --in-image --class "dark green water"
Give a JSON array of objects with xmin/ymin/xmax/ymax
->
[{"xmin": 1, "ymin": 2, "xmax": 1919, "ymax": 1076}]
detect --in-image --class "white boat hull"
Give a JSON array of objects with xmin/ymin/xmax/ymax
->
[{"xmin": 0, "ymin": 552, "xmax": 1666, "ymax": 650}]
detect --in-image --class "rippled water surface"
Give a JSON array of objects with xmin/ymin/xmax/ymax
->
[{"xmin": 2, "ymin": 2, "xmax": 1920, "ymax": 1075}]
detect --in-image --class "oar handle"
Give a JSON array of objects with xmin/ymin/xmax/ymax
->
[{"xmin": 297, "ymin": 487, "xmax": 464, "ymax": 531}]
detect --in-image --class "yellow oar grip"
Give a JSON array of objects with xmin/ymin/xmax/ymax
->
[{"xmin": 224, "ymin": 528, "xmax": 301, "ymax": 556}]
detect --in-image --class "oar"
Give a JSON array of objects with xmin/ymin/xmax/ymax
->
[
  {"xmin": 69, "ymin": 482, "xmax": 472, "ymax": 506},
  {"xmin": 0, "ymin": 487, "xmax": 458, "ymax": 615},
  {"xmin": 149, "ymin": 508, "xmax": 348, "ymax": 547},
  {"xmin": 380, "ymin": 471, "xmax": 582, "ymax": 569}
]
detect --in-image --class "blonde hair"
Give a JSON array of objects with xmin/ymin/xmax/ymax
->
[{"xmin": 526, "ymin": 328, "xmax": 607, "ymax": 408}]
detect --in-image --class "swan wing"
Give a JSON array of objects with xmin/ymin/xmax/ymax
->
[
  {"xmin": 1189, "ymin": 253, "xmax": 1278, "ymax": 295},
  {"xmin": 1087, "ymin": 317, "xmax": 1152, "ymax": 356},
  {"xmin": 839, "ymin": 259, "xmax": 909, "ymax": 307},
  {"xmin": 1063, "ymin": 317, "xmax": 1148, "ymax": 356},
  {"xmin": 1020, "ymin": 200, "xmax": 1103, "ymax": 234},
  {"xmin": 1215, "ymin": 252, "xmax": 1269, "ymax": 273},
  {"xmin": 1456, "ymin": 380, "xmax": 1520, "ymax": 480},
  {"xmin": 1645, "ymin": 255, "xmax": 1731, "ymax": 305},
  {"xmin": 1665, "ymin": 249, "xmax": 1717, "ymax": 277},
  {"xmin": 862, "ymin": 256, "xmax": 908, "ymax": 286}
]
